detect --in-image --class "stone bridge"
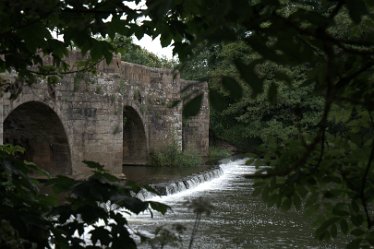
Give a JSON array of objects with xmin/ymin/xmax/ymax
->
[{"xmin": 0, "ymin": 54, "xmax": 209, "ymax": 178}]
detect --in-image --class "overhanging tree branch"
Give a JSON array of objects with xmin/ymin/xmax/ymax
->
[
  {"xmin": 25, "ymin": 58, "xmax": 103, "ymax": 76},
  {"xmin": 360, "ymin": 111, "xmax": 374, "ymax": 229}
]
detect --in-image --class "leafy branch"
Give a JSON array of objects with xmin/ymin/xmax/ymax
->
[
  {"xmin": 26, "ymin": 57, "xmax": 104, "ymax": 76},
  {"xmin": 360, "ymin": 111, "xmax": 374, "ymax": 229}
]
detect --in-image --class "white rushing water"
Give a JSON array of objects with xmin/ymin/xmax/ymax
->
[
  {"xmin": 52, "ymin": 158, "xmax": 342, "ymax": 248},
  {"xmin": 125, "ymin": 158, "xmax": 254, "ymax": 238},
  {"xmin": 65, "ymin": 159, "xmax": 249, "ymax": 248},
  {"xmin": 126, "ymin": 158, "xmax": 256, "ymax": 247},
  {"xmin": 62, "ymin": 158, "xmax": 342, "ymax": 249},
  {"xmin": 147, "ymin": 158, "xmax": 253, "ymax": 202},
  {"xmin": 127, "ymin": 158, "xmax": 342, "ymax": 249}
]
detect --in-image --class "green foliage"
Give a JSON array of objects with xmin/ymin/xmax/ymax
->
[
  {"xmin": 179, "ymin": 43, "xmax": 219, "ymax": 81},
  {"xmin": 143, "ymin": 224, "xmax": 185, "ymax": 249},
  {"xmin": 2, "ymin": 0, "xmax": 374, "ymax": 248},
  {"xmin": 180, "ymin": 41, "xmax": 323, "ymax": 152},
  {"xmin": 204, "ymin": 45, "xmax": 320, "ymax": 152},
  {"xmin": 95, "ymin": 85, "xmax": 103, "ymax": 94},
  {"xmin": 150, "ymin": 144, "xmax": 202, "ymax": 168},
  {"xmin": 145, "ymin": 0, "xmax": 374, "ymax": 247},
  {"xmin": 245, "ymin": 158, "xmax": 256, "ymax": 166},
  {"xmin": 207, "ymin": 146, "xmax": 232, "ymax": 164},
  {"xmin": 0, "ymin": 0, "xmax": 144, "ymax": 96},
  {"xmin": 0, "ymin": 145, "xmax": 169, "ymax": 249},
  {"xmin": 110, "ymin": 36, "xmax": 176, "ymax": 68}
]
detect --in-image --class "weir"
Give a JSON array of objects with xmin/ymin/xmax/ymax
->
[
  {"xmin": 136, "ymin": 166, "xmax": 223, "ymax": 199},
  {"xmin": 128, "ymin": 158, "xmax": 343, "ymax": 249}
]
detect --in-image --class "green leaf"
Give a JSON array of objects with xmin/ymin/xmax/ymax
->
[
  {"xmin": 245, "ymin": 35, "xmax": 283, "ymax": 63},
  {"xmin": 160, "ymin": 34, "xmax": 172, "ymax": 47},
  {"xmin": 346, "ymin": 0, "xmax": 368, "ymax": 23},
  {"xmin": 83, "ymin": 160, "xmax": 105, "ymax": 170},
  {"xmin": 148, "ymin": 201, "xmax": 170, "ymax": 215},
  {"xmin": 340, "ymin": 219, "xmax": 349, "ymax": 234},
  {"xmin": 1, "ymin": 144, "xmax": 25, "ymax": 155},
  {"xmin": 268, "ymin": 82, "xmax": 278, "ymax": 104},
  {"xmin": 330, "ymin": 223, "xmax": 338, "ymax": 238},
  {"xmin": 209, "ymin": 89, "xmax": 228, "ymax": 111},
  {"xmin": 315, "ymin": 217, "xmax": 340, "ymax": 239},
  {"xmin": 142, "ymin": 185, "xmax": 160, "ymax": 195},
  {"xmin": 117, "ymin": 196, "xmax": 148, "ymax": 214},
  {"xmin": 48, "ymin": 175, "xmax": 77, "ymax": 193},
  {"xmin": 310, "ymin": 62, "xmax": 327, "ymax": 90},
  {"xmin": 281, "ymin": 197, "xmax": 292, "ymax": 211},
  {"xmin": 351, "ymin": 199, "xmax": 360, "ymax": 213},
  {"xmin": 351, "ymin": 228, "xmax": 365, "ymax": 236},
  {"xmin": 293, "ymin": 194, "xmax": 302, "ymax": 210},
  {"xmin": 183, "ymin": 94, "xmax": 203, "ymax": 118},
  {"xmin": 347, "ymin": 239, "xmax": 362, "ymax": 249},
  {"xmin": 108, "ymin": 15, "xmax": 129, "ymax": 38},
  {"xmin": 273, "ymin": 70, "xmax": 290, "ymax": 84},
  {"xmin": 47, "ymin": 39, "xmax": 68, "ymax": 58},
  {"xmin": 332, "ymin": 203, "xmax": 349, "ymax": 216},
  {"xmin": 90, "ymin": 40, "xmax": 113, "ymax": 63},
  {"xmin": 351, "ymin": 214, "xmax": 363, "ymax": 226},
  {"xmin": 221, "ymin": 76, "xmax": 243, "ymax": 101},
  {"xmin": 364, "ymin": 0, "xmax": 374, "ymax": 7},
  {"xmin": 47, "ymin": 75, "xmax": 59, "ymax": 85},
  {"xmin": 234, "ymin": 59, "xmax": 263, "ymax": 96},
  {"xmin": 90, "ymin": 226, "xmax": 111, "ymax": 246},
  {"xmin": 252, "ymin": 186, "xmax": 263, "ymax": 197},
  {"xmin": 368, "ymin": 231, "xmax": 374, "ymax": 245}
]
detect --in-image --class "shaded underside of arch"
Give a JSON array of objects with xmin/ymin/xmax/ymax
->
[
  {"xmin": 3, "ymin": 101, "xmax": 72, "ymax": 176},
  {"xmin": 123, "ymin": 106, "xmax": 147, "ymax": 165}
]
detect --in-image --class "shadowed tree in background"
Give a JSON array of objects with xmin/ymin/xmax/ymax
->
[{"xmin": 144, "ymin": 1, "xmax": 374, "ymax": 248}]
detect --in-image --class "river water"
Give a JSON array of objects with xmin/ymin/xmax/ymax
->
[{"xmin": 127, "ymin": 158, "xmax": 343, "ymax": 249}]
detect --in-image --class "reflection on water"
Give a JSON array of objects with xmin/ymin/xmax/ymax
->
[{"xmin": 128, "ymin": 159, "xmax": 343, "ymax": 249}]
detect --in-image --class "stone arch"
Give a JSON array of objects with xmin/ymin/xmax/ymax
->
[
  {"xmin": 3, "ymin": 101, "xmax": 72, "ymax": 176},
  {"xmin": 123, "ymin": 106, "xmax": 148, "ymax": 165}
]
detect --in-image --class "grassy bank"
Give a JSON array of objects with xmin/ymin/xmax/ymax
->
[{"xmin": 150, "ymin": 144, "xmax": 202, "ymax": 167}]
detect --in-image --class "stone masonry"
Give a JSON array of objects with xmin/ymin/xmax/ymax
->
[{"xmin": 0, "ymin": 54, "xmax": 209, "ymax": 178}]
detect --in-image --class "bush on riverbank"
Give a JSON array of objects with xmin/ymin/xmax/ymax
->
[
  {"xmin": 150, "ymin": 144, "xmax": 202, "ymax": 167},
  {"xmin": 206, "ymin": 146, "xmax": 232, "ymax": 164}
]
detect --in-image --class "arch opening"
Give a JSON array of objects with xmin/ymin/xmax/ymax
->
[
  {"xmin": 3, "ymin": 101, "xmax": 72, "ymax": 176},
  {"xmin": 123, "ymin": 106, "xmax": 147, "ymax": 165}
]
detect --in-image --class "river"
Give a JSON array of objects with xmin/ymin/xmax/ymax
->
[{"xmin": 127, "ymin": 158, "xmax": 343, "ymax": 249}]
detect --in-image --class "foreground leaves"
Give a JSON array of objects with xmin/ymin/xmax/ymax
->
[
  {"xmin": 144, "ymin": 0, "xmax": 374, "ymax": 248},
  {"xmin": 0, "ymin": 145, "xmax": 169, "ymax": 249}
]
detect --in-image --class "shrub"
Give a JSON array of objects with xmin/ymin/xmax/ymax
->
[
  {"xmin": 207, "ymin": 146, "xmax": 231, "ymax": 163},
  {"xmin": 0, "ymin": 144, "xmax": 168, "ymax": 249},
  {"xmin": 150, "ymin": 144, "xmax": 202, "ymax": 167},
  {"xmin": 177, "ymin": 150, "xmax": 202, "ymax": 168}
]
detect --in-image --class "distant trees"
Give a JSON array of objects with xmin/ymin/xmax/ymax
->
[
  {"xmin": 179, "ymin": 42, "xmax": 324, "ymax": 152},
  {"xmin": 110, "ymin": 36, "xmax": 176, "ymax": 68}
]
